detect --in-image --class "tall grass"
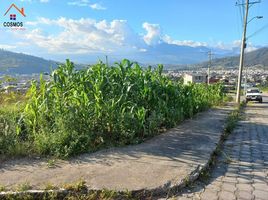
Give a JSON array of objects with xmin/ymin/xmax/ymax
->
[{"xmin": 1, "ymin": 59, "xmax": 224, "ymax": 158}]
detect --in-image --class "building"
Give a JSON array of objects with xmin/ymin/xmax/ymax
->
[{"xmin": 184, "ymin": 73, "xmax": 207, "ymax": 84}]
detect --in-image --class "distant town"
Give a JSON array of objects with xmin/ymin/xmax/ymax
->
[
  {"xmin": 166, "ymin": 66, "xmax": 268, "ymax": 89},
  {"xmin": 0, "ymin": 74, "xmax": 50, "ymax": 93},
  {"xmin": 1, "ymin": 66, "xmax": 267, "ymax": 94}
]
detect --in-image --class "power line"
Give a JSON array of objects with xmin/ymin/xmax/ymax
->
[
  {"xmin": 238, "ymin": 0, "xmax": 244, "ymax": 26},
  {"xmin": 247, "ymin": 23, "xmax": 268, "ymax": 39}
]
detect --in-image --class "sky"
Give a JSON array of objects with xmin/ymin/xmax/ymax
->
[{"xmin": 0, "ymin": 0, "xmax": 267, "ymax": 63}]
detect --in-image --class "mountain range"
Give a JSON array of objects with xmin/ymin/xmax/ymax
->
[{"xmin": 0, "ymin": 47, "xmax": 268, "ymax": 74}]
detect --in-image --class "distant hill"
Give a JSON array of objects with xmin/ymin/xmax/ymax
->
[
  {"xmin": 1, "ymin": 47, "xmax": 267, "ymax": 74},
  {"xmin": 199, "ymin": 47, "xmax": 268, "ymax": 68},
  {"xmin": 0, "ymin": 49, "xmax": 58, "ymax": 74}
]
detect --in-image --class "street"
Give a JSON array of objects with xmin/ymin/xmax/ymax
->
[{"xmin": 172, "ymin": 94, "xmax": 268, "ymax": 200}]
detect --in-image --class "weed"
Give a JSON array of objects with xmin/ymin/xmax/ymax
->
[
  {"xmin": 63, "ymin": 179, "xmax": 87, "ymax": 192},
  {"xmin": 16, "ymin": 182, "xmax": 32, "ymax": 192},
  {"xmin": 221, "ymin": 150, "xmax": 233, "ymax": 164},
  {"xmin": 44, "ymin": 183, "xmax": 58, "ymax": 190},
  {"xmin": 47, "ymin": 159, "xmax": 56, "ymax": 168},
  {"xmin": 0, "ymin": 185, "xmax": 6, "ymax": 192}
]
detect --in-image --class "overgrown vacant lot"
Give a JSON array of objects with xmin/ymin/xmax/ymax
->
[{"xmin": 0, "ymin": 59, "xmax": 225, "ymax": 158}]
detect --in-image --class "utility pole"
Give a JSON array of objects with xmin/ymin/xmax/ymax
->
[
  {"xmin": 236, "ymin": 0, "xmax": 261, "ymax": 103},
  {"xmin": 105, "ymin": 55, "xmax": 109, "ymax": 67},
  {"xmin": 207, "ymin": 50, "xmax": 213, "ymax": 85},
  {"xmin": 236, "ymin": 0, "xmax": 249, "ymax": 103}
]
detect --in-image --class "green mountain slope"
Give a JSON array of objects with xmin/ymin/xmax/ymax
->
[
  {"xmin": 0, "ymin": 49, "xmax": 58, "ymax": 74},
  {"xmin": 205, "ymin": 47, "xmax": 268, "ymax": 68}
]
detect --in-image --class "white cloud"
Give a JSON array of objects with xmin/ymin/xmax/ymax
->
[
  {"xmin": 13, "ymin": 17, "xmax": 261, "ymax": 60},
  {"xmin": 245, "ymin": 46, "xmax": 258, "ymax": 53},
  {"xmin": 21, "ymin": 17, "xmax": 142, "ymax": 54},
  {"xmin": 139, "ymin": 48, "xmax": 147, "ymax": 52},
  {"xmin": 68, "ymin": 0, "xmax": 106, "ymax": 10},
  {"xmin": 19, "ymin": 0, "xmax": 50, "ymax": 2},
  {"xmin": 163, "ymin": 35, "xmax": 207, "ymax": 47},
  {"xmin": 68, "ymin": 0, "xmax": 90, "ymax": 7},
  {"xmin": 212, "ymin": 40, "xmax": 257, "ymax": 53},
  {"xmin": 90, "ymin": 3, "xmax": 106, "ymax": 10},
  {"xmin": 0, "ymin": 44, "xmax": 17, "ymax": 50},
  {"xmin": 142, "ymin": 22, "xmax": 162, "ymax": 45},
  {"xmin": 142, "ymin": 22, "xmax": 207, "ymax": 47}
]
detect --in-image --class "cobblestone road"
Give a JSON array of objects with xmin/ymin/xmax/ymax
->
[{"xmin": 172, "ymin": 96, "xmax": 268, "ymax": 200}]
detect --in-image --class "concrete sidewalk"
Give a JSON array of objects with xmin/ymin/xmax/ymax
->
[{"xmin": 0, "ymin": 104, "xmax": 234, "ymax": 195}]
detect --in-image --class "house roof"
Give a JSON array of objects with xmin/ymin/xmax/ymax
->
[
  {"xmin": 4, "ymin": 4, "xmax": 26, "ymax": 17},
  {"xmin": 184, "ymin": 72, "xmax": 207, "ymax": 77}
]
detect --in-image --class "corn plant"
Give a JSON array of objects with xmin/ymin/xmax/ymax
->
[{"xmin": 14, "ymin": 59, "xmax": 225, "ymax": 158}]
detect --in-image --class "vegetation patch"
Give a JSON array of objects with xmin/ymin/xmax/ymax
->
[
  {"xmin": 16, "ymin": 182, "xmax": 32, "ymax": 192},
  {"xmin": 1, "ymin": 59, "xmax": 225, "ymax": 158}
]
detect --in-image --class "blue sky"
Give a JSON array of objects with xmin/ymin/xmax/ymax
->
[{"xmin": 0, "ymin": 0, "xmax": 267, "ymax": 63}]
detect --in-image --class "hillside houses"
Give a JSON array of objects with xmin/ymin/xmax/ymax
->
[{"xmin": 0, "ymin": 74, "xmax": 50, "ymax": 93}]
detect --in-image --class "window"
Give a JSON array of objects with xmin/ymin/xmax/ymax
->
[{"xmin": 195, "ymin": 76, "xmax": 202, "ymax": 81}]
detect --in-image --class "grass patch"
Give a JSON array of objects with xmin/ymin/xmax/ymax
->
[
  {"xmin": 44, "ymin": 183, "xmax": 59, "ymax": 191},
  {"xmin": 16, "ymin": 182, "xmax": 32, "ymax": 192},
  {"xmin": 0, "ymin": 185, "xmax": 6, "ymax": 192},
  {"xmin": 46, "ymin": 159, "xmax": 56, "ymax": 168},
  {"xmin": 62, "ymin": 179, "xmax": 87, "ymax": 192}
]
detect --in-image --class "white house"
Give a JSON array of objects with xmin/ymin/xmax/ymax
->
[{"xmin": 184, "ymin": 73, "xmax": 207, "ymax": 85}]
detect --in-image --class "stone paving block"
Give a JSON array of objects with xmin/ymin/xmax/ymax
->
[
  {"xmin": 226, "ymin": 166, "xmax": 239, "ymax": 173},
  {"xmin": 222, "ymin": 176, "xmax": 237, "ymax": 184},
  {"xmin": 253, "ymin": 190, "xmax": 268, "ymax": 200},
  {"xmin": 236, "ymin": 183, "xmax": 253, "ymax": 192},
  {"xmin": 224, "ymin": 172, "xmax": 238, "ymax": 179},
  {"xmin": 236, "ymin": 190, "xmax": 253, "ymax": 200},
  {"xmin": 210, "ymin": 170, "xmax": 225, "ymax": 179},
  {"xmin": 221, "ymin": 182, "xmax": 236, "ymax": 192},
  {"xmin": 252, "ymin": 171, "xmax": 267, "ymax": 177},
  {"xmin": 176, "ymin": 195, "xmax": 193, "ymax": 200},
  {"xmin": 252, "ymin": 183, "xmax": 268, "ymax": 191},
  {"xmin": 218, "ymin": 190, "xmax": 236, "ymax": 200},
  {"xmin": 239, "ymin": 171, "xmax": 254, "ymax": 178},
  {"xmin": 237, "ymin": 176, "xmax": 253, "ymax": 184},
  {"xmin": 239, "ymin": 162, "xmax": 253, "ymax": 168},
  {"xmin": 192, "ymin": 194, "xmax": 201, "ymax": 200},
  {"xmin": 200, "ymin": 190, "xmax": 218, "ymax": 200},
  {"xmin": 204, "ymin": 184, "xmax": 221, "ymax": 192}
]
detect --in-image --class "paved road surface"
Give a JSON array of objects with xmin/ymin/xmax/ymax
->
[{"xmin": 172, "ymin": 94, "xmax": 268, "ymax": 200}]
